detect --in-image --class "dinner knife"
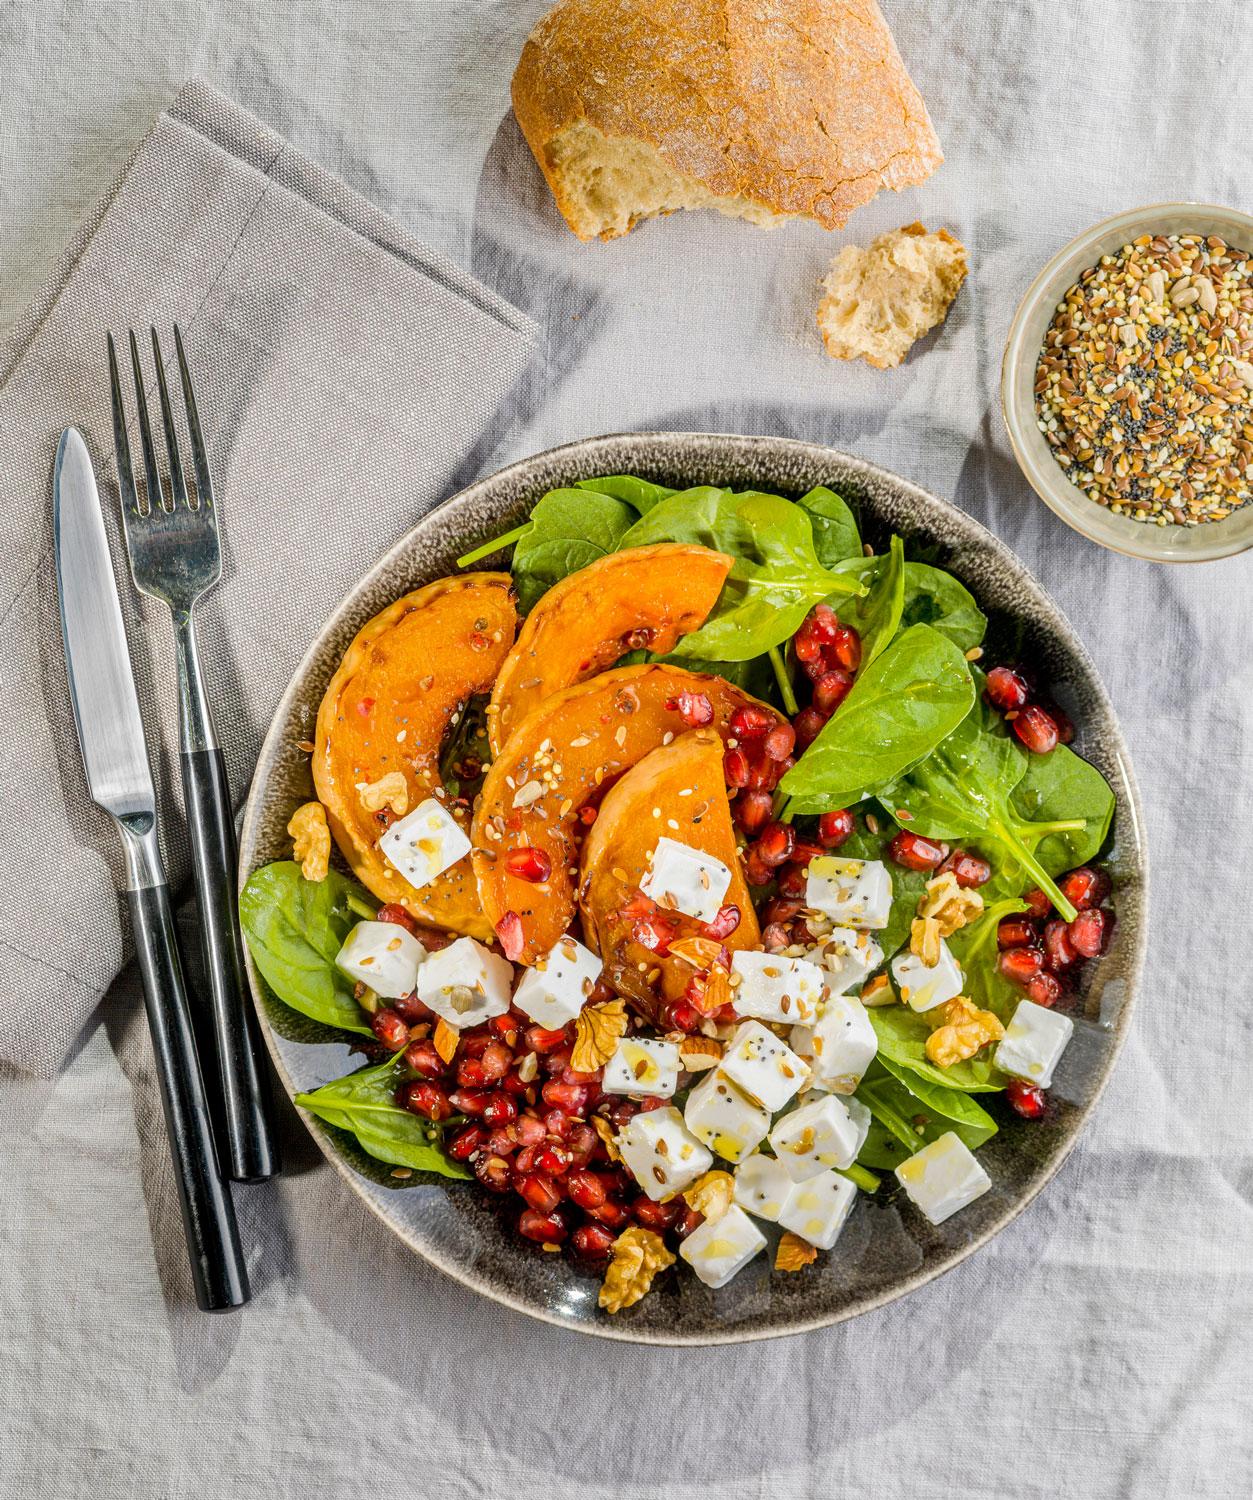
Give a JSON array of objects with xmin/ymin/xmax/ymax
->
[{"xmin": 53, "ymin": 426, "xmax": 249, "ymax": 1312}]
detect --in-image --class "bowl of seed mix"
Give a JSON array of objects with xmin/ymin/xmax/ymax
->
[{"xmin": 1002, "ymin": 203, "xmax": 1253, "ymax": 562}]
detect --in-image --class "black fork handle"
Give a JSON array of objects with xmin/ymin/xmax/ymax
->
[
  {"xmin": 182, "ymin": 745, "xmax": 279, "ymax": 1182},
  {"xmin": 127, "ymin": 878, "xmax": 249, "ymax": 1311}
]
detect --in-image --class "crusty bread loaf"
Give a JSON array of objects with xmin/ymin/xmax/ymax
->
[
  {"xmin": 817, "ymin": 223, "xmax": 967, "ymax": 368},
  {"xmin": 511, "ymin": 0, "xmax": 943, "ymax": 242}
]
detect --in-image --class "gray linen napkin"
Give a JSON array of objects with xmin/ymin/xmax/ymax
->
[{"xmin": 0, "ymin": 79, "xmax": 536, "ymax": 1076}]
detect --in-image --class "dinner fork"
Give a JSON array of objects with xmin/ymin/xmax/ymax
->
[{"xmin": 108, "ymin": 326, "xmax": 278, "ymax": 1183}]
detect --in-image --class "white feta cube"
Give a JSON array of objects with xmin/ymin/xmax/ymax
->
[
  {"xmin": 617, "ymin": 1106, "xmax": 713, "ymax": 1201},
  {"xmin": 731, "ymin": 950, "xmax": 825, "ymax": 1026},
  {"xmin": 379, "ymin": 798, "xmax": 471, "ymax": 890},
  {"xmin": 812, "ymin": 928, "xmax": 884, "ymax": 994},
  {"xmin": 511, "ymin": 935, "xmax": 602, "ymax": 1029},
  {"xmin": 639, "ymin": 836, "xmax": 731, "ymax": 923},
  {"xmin": 805, "ymin": 856, "xmax": 893, "ymax": 930},
  {"xmin": 733, "ymin": 1153, "xmax": 796, "ymax": 1222},
  {"xmin": 335, "ymin": 920, "xmax": 427, "ymax": 999},
  {"xmin": 770, "ymin": 1094, "xmax": 862, "ymax": 1180},
  {"xmin": 895, "ymin": 1132, "xmax": 991, "ymax": 1225},
  {"xmin": 683, "ymin": 1069, "xmax": 771, "ymax": 1163},
  {"xmin": 679, "ymin": 1203, "xmax": 767, "ymax": 1288},
  {"xmin": 720, "ymin": 1020, "xmax": 809, "ymax": 1112},
  {"xmin": 777, "ymin": 1169, "xmax": 857, "ymax": 1250},
  {"xmin": 995, "ymin": 1000, "xmax": 1074, "ymax": 1088},
  {"xmin": 603, "ymin": 1037, "xmax": 681, "ymax": 1099},
  {"xmin": 891, "ymin": 937, "xmax": 964, "ymax": 1012},
  {"xmin": 416, "ymin": 937, "xmax": 512, "ymax": 1029},
  {"xmin": 792, "ymin": 994, "xmax": 878, "ymax": 1094}
]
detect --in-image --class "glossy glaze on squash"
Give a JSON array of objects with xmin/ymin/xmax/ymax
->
[
  {"xmin": 314, "ymin": 573, "xmax": 516, "ymax": 937},
  {"xmin": 578, "ymin": 730, "xmax": 761, "ymax": 1015},
  {"xmin": 472, "ymin": 663, "xmax": 783, "ymax": 964},
  {"xmin": 487, "ymin": 543, "xmax": 733, "ymax": 753}
]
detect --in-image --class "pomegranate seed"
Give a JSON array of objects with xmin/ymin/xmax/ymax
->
[
  {"xmin": 942, "ymin": 849, "xmax": 992, "ymax": 888},
  {"xmin": 446, "ymin": 1122, "xmax": 486, "ymax": 1161},
  {"xmin": 673, "ymin": 1207, "xmax": 704, "ymax": 1239},
  {"xmin": 743, "ymin": 850, "xmax": 773, "ymax": 887},
  {"xmin": 817, "ymin": 809, "xmax": 854, "ymax": 848},
  {"xmin": 477, "ymin": 1042, "xmax": 512, "ymax": 1084},
  {"xmin": 1058, "ymin": 866, "xmax": 1111, "ymax": 912},
  {"xmin": 812, "ymin": 668, "xmax": 853, "ymax": 715},
  {"xmin": 1012, "ymin": 704, "xmax": 1059, "ymax": 755},
  {"xmin": 500, "ymin": 1069, "xmax": 531, "ymax": 1098},
  {"xmin": 505, "ymin": 846, "xmax": 552, "ymax": 883},
  {"xmin": 488, "ymin": 1127, "xmax": 517, "ymax": 1157},
  {"xmin": 572, "ymin": 1223, "xmax": 616, "ymax": 1259},
  {"xmin": 515, "ymin": 1113, "xmax": 546, "ymax": 1148},
  {"xmin": 763, "ymin": 722, "xmax": 796, "ymax": 761},
  {"xmin": 984, "ymin": 666, "xmax": 1031, "ymax": 712},
  {"xmin": 998, "ymin": 947, "xmax": 1045, "ymax": 986},
  {"xmin": 634, "ymin": 1096, "xmax": 668, "ymax": 1114},
  {"xmin": 997, "ymin": 916, "xmax": 1039, "ymax": 950},
  {"xmin": 473, "ymin": 1154, "xmax": 512, "ymax": 1192},
  {"xmin": 792, "ymin": 706, "xmax": 828, "ymax": 751},
  {"xmin": 807, "ymin": 603, "xmax": 841, "ymax": 644},
  {"xmin": 542, "ymin": 1080, "xmax": 589, "ymax": 1114},
  {"xmin": 370, "ymin": 1008, "xmax": 410, "ymax": 1051},
  {"xmin": 376, "ymin": 902, "xmax": 417, "ymax": 933},
  {"xmin": 1068, "ymin": 908, "xmax": 1110, "ymax": 958},
  {"xmin": 632, "ymin": 1195, "xmax": 680, "ymax": 1232},
  {"xmin": 355, "ymin": 696, "xmax": 375, "ymax": 717},
  {"xmin": 761, "ymin": 897, "xmax": 803, "ymax": 926},
  {"xmin": 762, "ymin": 922, "xmax": 791, "ymax": 952},
  {"xmin": 590, "ymin": 1199, "xmax": 630, "ymax": 1229},
  {"xmin": 605, "ymin": 1097, "xmax": 640, "ymax": 1128},
  {"xmin": 525, "ymin": 1024, "xmax": 568, "ymax": 1054},
  {"xmin": 399, "ymin": 1080, "xmax": 452, "ymax": 1121},
  {"xmin": 517, "ymin": 1173, "xmax": 562, "ymax": 1215},
  {"xmin": 1023, "ymin": 972, "xmax": 1062, "ymax": 1008},
  {"xmin": 482, "ymin": 1092, "xmax": 518, "ymax": 1127},
  {"xmin": 723, "ymin": 746, "xmax": 752, "ymax": 788},
  {"xmin": 392, "ymin": 991, "xmax": 437, "ymax": 1023},
  {"xmin": 404, "ymin": 1038, "xmax": 446, "ymax": 1078},
  {"xmin": 743, "ymin": 755, "xmax": 775, "ymax": 792},
  {"xmin": 518, "ymin": 1208, "xmax": 567, "ymax": 1244},
  {"xmin": 564, "ymin": 1122, "xmax": 598, "ymax": 1164},
  {"xmin": 495, "ymin": 911, "xmax": 524, "ymax": 960},
  {"xmin": 702, "ymin": 904, "xmax": 741, "ymax": 940},
  {"xmin": 791, "ymin": 836, "xmax": 825, "ymax": 864},
  {"xmin": 515, "ymin": 1144, "xmax": 539, "ymax": 1173},
  {"xmin": 457, "ymin": 1056, "xmax": 487, "ymax": 1088},
  {"xmin": 729, "ymin": 704, "xmax": 774, "ymax": 740},
  {"xmin": 776, "ymin": 865, "xmax": 807, "ymax": 898},
  {"xmin": 1006, "ymin": 1078, "xmax": 1047, "ymax": 1118},
  {"xmin": 663, "ymin": 999, "xmax": 702, "ymax": 1033},
  {"xmin": 734, "ymin": 788, "xmax": 773, "ymax": 835},
  {"xmin": 460, "ymin": 1031, "xmax": 493, "ymax": 1058},
  {"xmin": 534, "ymin": 1146, "xmax": 569, "ymax": 1176},
  {"xmin": 888, "ymin": 831, "xmax": 948, "ymax": 871},
  {"xmin": 793, "ymin": 629, "xmax": 823, "ymax": 665},
  {"xmin": 631, "ymin": 913, "xmax": 679, "ymax": 953},
  {"xmin": 754, "ymin": 821, "xmax": 795, "ymax": 868},
  {"xmin": 666, "ymin": 690, "xmax": 714, "ymax": 727},
  {"xmin": 542, "ymin": 1046, "xmax": 573, "ymax": 1076},
  {"xmin": 1043, "ymin": 919, "xmax": 1077, "ymax": 970},
  {"xmin": 828, "ymin": 623, "xmax": 862, "ymax": 673},
  {"xmin": 542, "ymin": 1107, "xmax": 571, "ymax": 1139},
  {"xmin": 449, "ymin": 1087, "xmax": 492, "ymax": 1117},
  {"xmin": 577, "ymin": 804, "xmax": 598, "ymax": 827},
  {"xmin": 567, "ymin": 1168, "xmax": 609, "ymax": 1210},
  {"xmin": 1023, "ymin": 887, "xmax": 1052, "ymax": 921}
]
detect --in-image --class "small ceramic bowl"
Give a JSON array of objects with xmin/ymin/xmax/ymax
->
[{"xmin": 1001, "ymin": 202, "xmax": 1253, "ymax": 563}]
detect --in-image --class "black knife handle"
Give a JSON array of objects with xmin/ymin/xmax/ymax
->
[
  {"xmin": 181, "ymin": 745, "xmax": 279, "ymax": 1183},
  {"xmin": 127, "ymin": 879, "xmax": 249, "ymax": 1312}
]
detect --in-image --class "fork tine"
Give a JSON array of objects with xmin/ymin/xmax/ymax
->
[
  {"xmin": 107, "ymin": 333, "xmax": 143, "ymax": 529},
  {"xmin": 149, "ymin": 327, "xmax": 190, "ymax": 509},
  {"xmin": 174, "ymin": 324, "xmax": 215, "ymax": 513},
  {"xmin": 128, "ymin": 328, "xmax": 167, "ymax": 514}
]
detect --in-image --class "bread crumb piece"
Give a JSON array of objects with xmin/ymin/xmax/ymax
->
[{"xmin": 817, "ymin": 224, "xmax": 967, "ymax": 369}]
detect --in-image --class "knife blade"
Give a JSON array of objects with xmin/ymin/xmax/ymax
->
[{"xmin": 53, "ymin": 426, "xmax": 248, "ymax": 1312}]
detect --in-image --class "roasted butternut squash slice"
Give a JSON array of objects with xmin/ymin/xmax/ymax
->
[
  {"xmin": 578, "ymin": 730, "xmax": 761, "ymax": 1016},
  {"xmin": 472, "ymin": 663, "xmax": 782, "ymax": 964},
  {"xmin": 487, "ymin": 543, "xmax": 733, "ymax": 753},
  {"xmin": 314, "ymin": 573, "xmax": 516, "ymax": 938}
]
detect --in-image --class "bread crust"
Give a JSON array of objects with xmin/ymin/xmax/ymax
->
[{"xmin": 511, "ymin": 0, "xmax": 943, "ymax": 240}]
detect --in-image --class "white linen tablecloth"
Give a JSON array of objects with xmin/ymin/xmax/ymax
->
[{"xmin": 2, "ymin": 2, "xmax": 1251, "ymax": 1495}]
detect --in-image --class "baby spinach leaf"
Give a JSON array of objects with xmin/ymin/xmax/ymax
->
[
  {"xmin": 510, "ymin": 488, "xmax": 638, "ymax": 611},
  {"xmin": 796, "ymin": 485, "xmax": 861, "ymax": 566},
  {"xmin": 575, "ymin": 475, "xmax": 676, "ymax": 513},
  {"xmin": 511, "ymin": 538, "xmax": 605, "ymax": 613},
  {"xmin": 833, "ymin": 534, "xmax": 905, "ymax": 667},
  {"xmin": 239, "ymin": 862, "xmax": 374, "ymax": 1035},
  {"xmin": 781, "ymin": 624, "xmax": 975, "ymax": 812},
  {"xmin": 1011, "ymin": 742, "xmax": 1115, "ymax": 873},
  {"xmin": 295, "ymin": 1056, "xmax": 471, "ymax": 1179},
  {"xmin": 947, "ymin": 897, "xmax": 1029, "ymax": 1022},
  {"xmin": 867, "ymin": 1006, "xmax": 1006, "ymax": 1092},
  {"xmin": 875, "ymin": 1058, "xmax": 1000, "ymax": 1146},
  {"xmin": 832, "ymin": 555, "xmax": 987, "ymax": 655},
  {"xmin": 622, "ymin": 488, "xmax": 865, "ymax": 663},
  {"xmin": 854, "ymin": 1060, "xmax": 997, "ymax": 1169}
]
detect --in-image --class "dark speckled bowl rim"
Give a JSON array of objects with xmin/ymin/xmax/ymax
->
[{"xmin": 239, "ymin": 431, "xmax": 1148, "ymax": 1345}]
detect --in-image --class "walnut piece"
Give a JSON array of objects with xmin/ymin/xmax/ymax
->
[
  {"xmin": 910, "ymin": 915, "xmax": 942, "ymax": 967},
  {"xmin": 924, "ymin": 995, "xmax": 1005, "ymax": 1068},
  {"xmin": 571, "ymin": 997, "xmax": 628, "ymax": 1072},
  {"xmin": 775, "ymin": 1232, "xmax": 818, "ymax": 1272},
  {"xmin": 919, "ymin": 871, "xmax": 984, "ymax": 937},
  {"xmin": 599, "ymin": 1226, "xmax": 675, "ymax": 1313},
  {"xmin": 683, "ymin": 1170, "xmax": 734, "ymax": 1222},
  {"xmin": 358, "ymin": 771, "xmax": 409, "ymax": 817},
  {"xmin": 287, "ymin": 801, "xmax": 330, "ymax": 882}
]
